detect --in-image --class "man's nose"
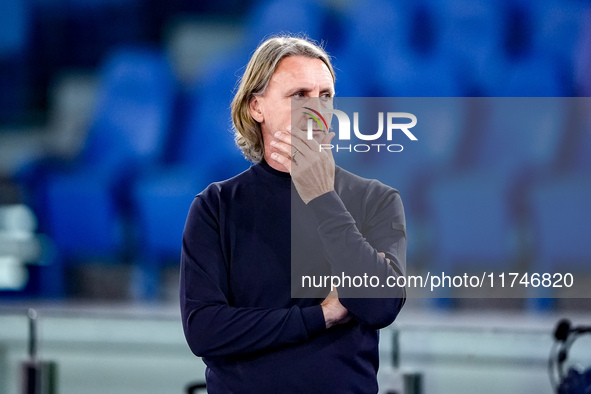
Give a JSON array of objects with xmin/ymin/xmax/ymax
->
[{"xmin": 302, "ymin": 97, "xmax": 324, "ymax": 112}]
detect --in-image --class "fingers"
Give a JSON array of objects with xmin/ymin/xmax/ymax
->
[
  {"xmin": 274, "ymin": 128, "xmax": 313, "ymax": 156},
  {"xmin": 273, "ymin": 126, "xmax": 335, "ymax": 158},
  {"xmin": 270, "ymin": 129, "xmax": 311, "ymax": 171},
  {"xmin": 271, "ymin": 128, "xmax": 321, "ymax": 171},
  {"xmin": 270, "ymin": 133, "xmax": 294, "ymax": 158},
  {"xmin": 270, "ymin": 151, "xmax": 291, "ymax": 172},
  {"xmin": 321, "ymin": 289, "xmax": 350, "ymax": 328},
  {"xmin": 269, "ymin": 127, "xmax": 295, "ymax": 170},
  {"xmin": 288, "ymin": 125, "xmax": 326, "ymax": 153},
  {"xmin": 378, "ymin": 252, "xmax": 391, "ymax": 265}
]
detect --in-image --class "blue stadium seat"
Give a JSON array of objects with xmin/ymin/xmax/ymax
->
[
  {"xmin": 429, "ymin": 173, "xmax": 516, "ymax": 265},
  {"xmin": 527, "ymin": 103, "xmax": 591, "ymax": 308},
  {"xmin": 172, "ymin": 50, "xmax": 251, "ymax": 183},
  {"xmin": 0, "ymin": 0, "xmax": 29, "ymax": 56},
  {"xmin": 387, "ymin": 98, "xmax": 467, "ymax": 265},
  {"xmin": 336, "ymin": 0, "xmax": 465, "ymax": 97},
  {"xmin": 42, "ymin": 47, "xmax": 176, "ymax": 271},
  {"xmin": 527, "ymin": 174, "xmax": 591, "ymax": 310},
  {"xmin": 128, "ymin": 50, "xmax": 250, "ymax": 299},
  {"xmin": 469, "ymin": 98, "xmax": 566, "ymax": 176},
  {"xmin": 342, "ymin": 0, "xmax": 413, "ymax": 59},
  {"xmin": 131, "ymin": 168, "xmax": 209, "ymax": 299},
  {"xmin": 425, "ymin": 98, "xmax": 567, "ymax": 304},
  {"xmin": 529, "ymin": 0, "xmax": 590, "ymax": 93},
  {"xmin": 330, "ymin": 47, "xmax": 375, "ymax": 98},
  {"xmin": 377, "ymin": 1, "xmax": 464, "ymax": 97},
  {"xmin": 0, "ymin": 0, "xmax": 31, "ymax": 123},
  {"xmin": 62, "ymin": 0, "xmax": 145, "ymax": 67},
  {"xmin": 433, "ymin": 0, "xmax": 508, "ymax": 95},
  {"xmin": 570, "ymin": 110, "xmax": 591, "ymax": 172},
  {"xmin": 244, "ymin": 0, "xmax": 329, "ymax": 46},
  {"xmin": 335, "ymin": 0, "xmax": 415, "ymax": 97},
  {"xmin": 45, "ymin": 173, "xmax": 124, "ymax": 258},
  {"xmin": 530, "ymin": 176, "xmax": 591, "ymax": 273},
  {"xmin": 491, "ymin": 53, "xmax": 564, "ymax": 97},
  {"xmin": 575, "ymin": 9, "xmax": 591, "ymax": 95},
  {"xmin": 82, "ymin": 47, "xmax": 176, "ymax": 174},
  {"xmin": 378, "ymin": 50, "xmax": 463, "ymax": 97}
]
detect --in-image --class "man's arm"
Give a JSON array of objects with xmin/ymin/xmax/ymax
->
[
  {"xmin": 180, "ymin": 193, "xmax": 335, "ymax": 358},
  {"xmin": 307, "ymin": 188, "xmax": 407, "ymax": 329},
  {"xmin": 271, "ymin": 126, "xmax": 405, "ymax": 329}
]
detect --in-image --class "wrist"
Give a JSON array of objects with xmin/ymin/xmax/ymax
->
[
  {"xmin": 321, "ymin": 304, "xmax": 341, "ymax": 329},
  {"xmin": 321, "ymin": 304, "xmax": 334, "ymax": 328},
  {"xmin": 303, "ymin": 188, "xmax": 334, "ymax": 205}
]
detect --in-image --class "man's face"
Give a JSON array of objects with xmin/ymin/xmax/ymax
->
[{"xmin": 249, "ymin": 55, "xmax": 335, "ymax": 165}]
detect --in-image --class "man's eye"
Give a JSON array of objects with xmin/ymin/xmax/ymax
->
[{"xmin": 292, "ymin": 92, "xmax": 305, "ymax": 98}]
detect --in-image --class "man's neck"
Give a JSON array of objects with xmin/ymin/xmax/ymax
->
[
  {"xmin": 262, "ymin": 137, "xmax": 290, "ymax": 173},
  {"xmin": 263, "ymin": 151, "xmax": 290, "ymax": 173}
]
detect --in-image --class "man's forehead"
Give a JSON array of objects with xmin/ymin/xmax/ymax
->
[{"xmin": 271, "ymin": 56, "xmax": 334, "ymax": 88}]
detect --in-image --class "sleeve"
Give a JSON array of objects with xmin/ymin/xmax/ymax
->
[
  {"xmin": 180, "ymin": 191, "xmax": 326, "ymax": 358},
  {"xmin": 306, "ymin": 187, "xmax": 407, "ymax": 329}
]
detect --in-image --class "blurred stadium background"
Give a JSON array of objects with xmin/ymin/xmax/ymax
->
[{"xmin": 1, "ymin": 0, "xmax": 591, "ymax": 393}]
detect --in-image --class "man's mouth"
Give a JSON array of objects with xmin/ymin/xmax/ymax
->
[
  {"xmin": 312, "ymin": 129, "xmax": 327, "ymax": 138},
  {"xmin": 299, "ymin": 124, "xmax": 325, "ymax": 132},
  {"xmin": 299, "ymin": 122, "xmax": 327, "ymax": 138},
  {"xmin": 310, "ymin": 126, "xmax": 325, "ymax": 132}
]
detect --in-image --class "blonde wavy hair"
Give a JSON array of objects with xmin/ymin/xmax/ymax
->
[{"xmin": 231, "ymin": 34, "xmax": 335, "ymax": 162}]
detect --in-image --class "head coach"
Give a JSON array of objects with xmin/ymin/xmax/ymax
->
[{"xmin": 180, "ymin": 34, "xmax": 407, "ymax": 393}]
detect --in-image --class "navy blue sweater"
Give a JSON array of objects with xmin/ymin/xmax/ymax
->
[{"xmin": 180, "ymin": 160, "xmax": 406, "ymax": 393}]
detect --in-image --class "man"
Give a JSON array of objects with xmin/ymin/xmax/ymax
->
[{"xmin": 180, "ymin": 35, "xmax": 406, "ymax": 393}]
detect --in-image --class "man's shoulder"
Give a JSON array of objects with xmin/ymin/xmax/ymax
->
[
  {"xmin": 197, "ymin": 165, "xmax": 256, "ymax": 203},
  {"xmin": 335, "ymin": 166, "xmax": 400, "ymax": 199},
  {"xmin": 334, "ymin": 166, "xmax": 405, "ymax": 228}
]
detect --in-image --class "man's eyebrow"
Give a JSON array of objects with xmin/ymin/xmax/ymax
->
[
  {"xmin": 319, "ymin": 87, "xmax": 335, "ymax": 95},
  {"xmin": 285, "ymin": 86, "xmax": 335, "ymax": 96},
  {"xmin": 285, "ymin": 87, "xmax": 312, "ymax": 95}
]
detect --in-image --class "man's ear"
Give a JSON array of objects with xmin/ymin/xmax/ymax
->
[{"xmin": 249, "ymin": 96, "xmax": 264, "ymax": 123}]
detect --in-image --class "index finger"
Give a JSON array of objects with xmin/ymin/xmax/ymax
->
[{"xmin": 288, "ymin": 125, "xmax": 323, "ymax": 152}]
